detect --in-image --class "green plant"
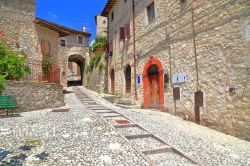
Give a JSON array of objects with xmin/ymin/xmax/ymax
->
[
  {"xmin": 0, "ymin": 75, "xmax": 6, "ymax": 95},
  {"xmin": 91, "ymin": 36, "xmax": 107, "ymax": 52},
  {"xmin": 87, "ymin": 54, "xmax": 103, "ymax": 73},
  {"xmin": 42, "ymin": 58, "xmax": 51, "ymax": 75},
  {"xmin": 98, "ymin": 63, "xmax": 104, "ymax": 74},
  {"xmin": 140, "ymin": 103, "xmax": 144, "ymax": 109},
  {"xmin": 0, "ymin": 38, "xmax": 31, "ymax": 95}
]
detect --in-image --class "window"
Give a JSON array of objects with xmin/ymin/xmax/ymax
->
[
  {"xmin": 103, "ymin": 20, "xmax": 106, "ymax": 24},
  {"xmin": 111, "ymin": 12, "xmax": 114, "ymax": 21},
  {"xmin": 78, "ymin": 36, "xmax": 84, "ymax": 45},
  {"xmin": 41, "ymin": 40, "xmax": 50, "ymax": 56},
  {"xmin": 120, "ymin": 27, "xmax": 125, "ymax": 41},
  {"xmin": 124, "ymin": 0, "xmax": 127, "ymax": 2},
  {"xmin": 125, "ymin": 23, "xmax": 130, "ymax": 38},
  {"xmin": 147, "ymin": 2, "xmax": 155, "ymax": 24},
  {"xmin": 60, "ymin": 39, "xmax": 66, "ymax": 47},
  {"xmin": 109, "ymin": 39, "xmax": 113, "ymax": 52}
]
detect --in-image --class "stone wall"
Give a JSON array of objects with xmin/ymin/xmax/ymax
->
[
  {"xmin": 3, "ymin": 81, "xmax": 65, "ymax": 112},
  {"xmin": 36, "ymin": 24, "xmax": 60, "ymax": 64},
  {"xmin": 96, "ymin": 15, "xmax": 107, "ymax": 36},
  {"xmin": 85, "ymin": 62, "xmax": 106, "ymax": 93},
  {"xmin": 0, "ymin": 0, "xmax": 39, "ymax": 59},
  {"xmin": 106, "ymin": 0, "xmax": 250, "ymax": 140},
  {"xmin": 59, "ymin": 34, "xmax": 90, "ymax": 87}
]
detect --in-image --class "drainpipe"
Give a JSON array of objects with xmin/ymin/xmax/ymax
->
[
  {"xmin": 191, "ymin": 3, "xmax": 199, "ymax": 91},
  {"xmin": 106, "ymin": 15, "xmax": 110, "ymax": 92},
  {"xmin": 132, "ymin": 0, "xmax": 138, "ymax": 101}
]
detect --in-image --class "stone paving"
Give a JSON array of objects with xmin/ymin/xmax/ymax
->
[
  {"xmin": 79, "ymin": 86, "xmax": 250, "ymax": 166},
  {"xmin": 0, "ymin": 87, "xmax": 150, "ymax": 166}
]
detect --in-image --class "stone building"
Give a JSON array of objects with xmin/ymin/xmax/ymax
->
[
  {"xmin": 0, "ymin": 0, "xmax": 90, "ymax": 86},
  {"xmin": 95, "ymin": 15, "xmax": 108, "ymax": 37},
  {"xmin": 101, "ymin": 0, "xmax": 250, "ymax": 140}
]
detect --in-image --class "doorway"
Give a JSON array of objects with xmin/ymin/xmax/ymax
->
[
  {"xmin": 148, "ymin": 65, "xmax": 160, "ymax": 108},
  {"xmin": 111, "ymin": 68, "xmax": 115, "ymax": 94},
  {"xmin": 125, "ymin": 65, "xmax": 131, "ymax": 94},
  {"xmin": 143, "ymin": 56, "xmax": 164, "ymax": 111}
]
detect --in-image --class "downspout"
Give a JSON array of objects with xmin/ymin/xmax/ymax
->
[
  {"xmin": 132, "ymin": 0, "xmax": 138, "ymax": 101},
  {"xmin": 106, "ymin": 15, "xmax": 110, "ymax": 92},
  {"xmin": 191, "ymin": 3, "xmax": 199, "ymax": 91}
]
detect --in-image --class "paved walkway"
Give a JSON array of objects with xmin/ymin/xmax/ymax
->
[
  {"xmin": 1, "ymin": 86, "xmax": 250, "ymax": 166},
  {"xmin": 0, "ymin": 87, "xmax": 150, "ymax": 166},
  {"xmin": 80, "ymin": 86, "xmax": 250, "ymax": 166}
]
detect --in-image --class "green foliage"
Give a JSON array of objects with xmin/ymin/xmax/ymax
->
[
  {"xmin": 0, "ymin": 38, "xmax": 31, "ymax": 95},
  {"xmin": 87, "ymin": 54, "xmax": 103, "ymax": 73},
  {"xmin": 98, "ymin": 63, "xmax": 104, "ymax": 74},
  {"xmin": 140, "ymin": 103, "xmax": 144, "ymax": 109},
  {"xmin": 42, "ymin": 58, "xmax": 51, "ymax": 74},
  {"xmin": 0, "ymin": 75, "xmax": 6, "ymax": 95},
  {"xmin": 91, "ymin": 36, "xmax": 107, "ymax": 52}
]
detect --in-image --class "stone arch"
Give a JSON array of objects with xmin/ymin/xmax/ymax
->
[
  {"xmin": 124, "ymin": 64, "xmax": 132, "ymax": 94},
  {"xmin": 143, "ymin": 56, "xmax": 164, "ymax": 111},
  {"xmin": 67, "ymin": 54, "xmax": 85, "ymax": 86}
]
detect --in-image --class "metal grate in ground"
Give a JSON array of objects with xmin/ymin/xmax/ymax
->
[{"xmin": 73, "ymin": 87, "xmax": 203, "ymax": 166}]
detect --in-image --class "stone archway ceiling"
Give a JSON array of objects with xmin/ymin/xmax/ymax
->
[{"xmin": 68, "ymin": 54, "xmax": 85, "ymax": 64}]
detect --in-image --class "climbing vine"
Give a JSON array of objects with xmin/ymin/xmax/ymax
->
[{"xmin": 86, "ymin": 54, "xmax": 103, "ymax": 74}]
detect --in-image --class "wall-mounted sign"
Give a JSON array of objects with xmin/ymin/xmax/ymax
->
[
  {"xmin": 173, "ymin": 72, "xmax": 187, "ymax": 84},
  {"xmin": 137, "ymin": 75, "xmax": 141, "ymax": 84},
  {"xmin": 246, "ymin": 24, "xmax": 250, "ymax": 41}
]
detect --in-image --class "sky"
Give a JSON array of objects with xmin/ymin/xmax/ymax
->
[{"xmin": 36, "ymin": 0, "xmax": 108, "ymax": 41}]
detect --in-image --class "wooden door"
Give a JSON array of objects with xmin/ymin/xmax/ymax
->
[
  {"xmin": 149, "ymin": 73, "xmax": 160, "ymax": 108},
  {"xmin": 125, "ymin": 66, "xmax": 131, "ymax": 94},
  {"xmin": 111, "ymin": 69, "xmax": 115, "ymax": 94}
]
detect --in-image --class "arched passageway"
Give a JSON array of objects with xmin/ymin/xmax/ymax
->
[
  {"xmin": 110, "ymin": 68, "xmax": 115, "ymax": 94},
  {"xmin": 125, "ymin": 65, "xmax": 131, "ymax": 94},
  {"xmin": 143, "ymin": 56, "xmax": 164, "ymax": 111},
  {"xmin": 68, "ymin": 54, "xmax": 85, "ymax": 86}
]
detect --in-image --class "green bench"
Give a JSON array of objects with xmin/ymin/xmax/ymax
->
[{"xmin": 0, "ymin": 96, "xmax": 17, "ymax": 116}]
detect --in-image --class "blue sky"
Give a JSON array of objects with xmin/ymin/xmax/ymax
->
[{"xmin": 36, "ymin": 0, "xmax": 108, "ymax": 41}]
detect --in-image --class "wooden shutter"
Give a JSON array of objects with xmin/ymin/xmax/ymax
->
[
  {"xmin": 125, "ymin": 23, "xmax": 130, "ymax": 38},
  {"xmin": 120, "ymin": 27, "xmax": 125, "ymax": 41},
  {"xmin": 41, "ymin": 40, "xmax": 50, "ymax": 57},
  {"xmin": 109, "ymin": 39, "xmax": 113, "ymax": 52}
]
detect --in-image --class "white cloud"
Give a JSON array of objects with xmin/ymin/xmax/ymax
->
[{"xmin": 48, "ymin": 11, "xmax": 58, "ymax": 19}]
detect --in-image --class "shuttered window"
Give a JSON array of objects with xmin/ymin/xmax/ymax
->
[
  {"xmin": 41, "ymin": 40, "xmax": 50, "ymax": 57},
  {"xmin": 109, "ymin": 39, "xmax": 113, "ymax": 52},
  {"xmin": 120, "ymin": 27, "xmax": 125, "ymax": 41},
  {"xmin": 125, "ymin": 23, "xmax": 130, "ymax": 38},
  {"xmin": 147, "ymin": 2, "xmax": 155, "ymax": 24}
]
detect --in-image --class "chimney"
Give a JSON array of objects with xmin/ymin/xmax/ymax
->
[{"xmin": 82, "ymin": 27, "xmax": 86, "ymax": 32}]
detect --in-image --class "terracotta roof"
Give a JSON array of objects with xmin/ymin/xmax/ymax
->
[
  {"xmin": 34, "ymin": 18, "xmax": 91, "ymax": 37},
  {"xmin": 101, "ymin": 0, "xmax": 116, "ymax": 16}
]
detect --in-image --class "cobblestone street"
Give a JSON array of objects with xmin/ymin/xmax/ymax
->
[
  {"xmin": 0, "ymin": 87, "xmax": 150, "ymax": 166},
  {"xmin": 0, "ymin": 86, "xmax": 250, "ymax": 166},
  {"xmin": 79, "ymin": 86, "xmax": 250, "ymax": 166}
]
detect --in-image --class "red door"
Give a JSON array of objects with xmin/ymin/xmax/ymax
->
[{"xmin": 149, "ymin": 73, "xmax": 160, "ymax": 108}]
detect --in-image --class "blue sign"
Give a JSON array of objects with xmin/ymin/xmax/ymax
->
[{"xmin": 137, "ymin": 75, "xmax": 141, "ymax": 84}]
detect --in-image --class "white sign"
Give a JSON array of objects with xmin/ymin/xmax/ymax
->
[
  {"xmin": 173, "ymin": 72, "xmax": 187, "ymax": 84},
  {"xmin": 246, "ymin": 24, "xmax": 250, "ymax": 41}
]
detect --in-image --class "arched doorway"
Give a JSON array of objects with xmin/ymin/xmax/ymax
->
[
  {"xmin": 125, "ymin": 65, "xmax": 131, "ymax": 94},
  {"xmin": 143, "ymin": 56, "xmax": 164, "ymax": 111},
  {"xmin": 110, "ymin": 68, "xmax": 115, "ymax": 94},
  {"xmin": 68, "ymin": 54, "xmax": 85, "ymax": 86}
]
